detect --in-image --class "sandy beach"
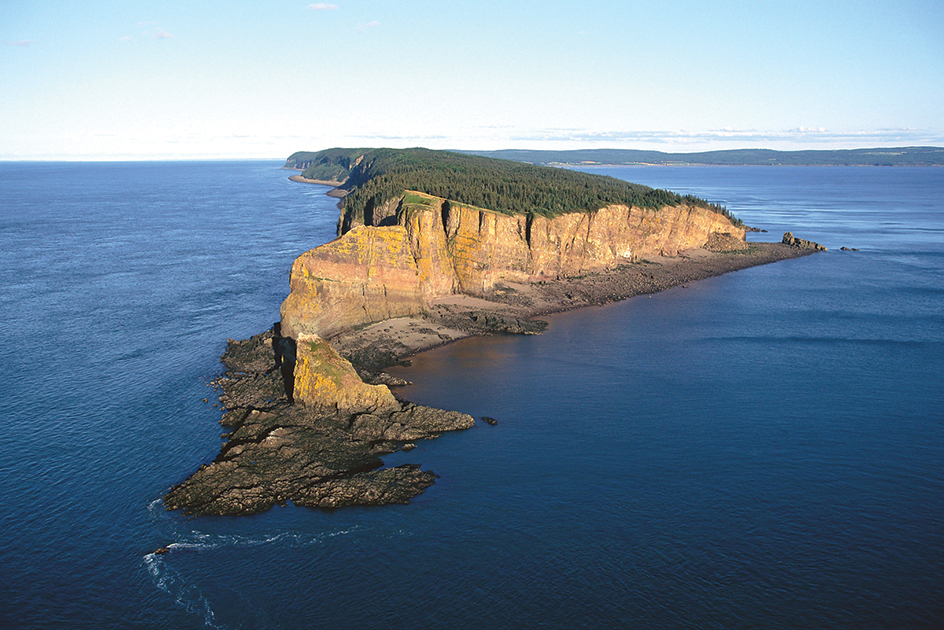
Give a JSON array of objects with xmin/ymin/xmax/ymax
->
[{"xmin": 287, "ymin": 174, "xmax": 349, "ymax": 197}]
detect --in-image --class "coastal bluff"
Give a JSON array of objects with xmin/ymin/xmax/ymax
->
[
  {"xmin": 281, "ymin": 192, "xmax": 745, "ymax": 339},
  {"xmin": 164, "ymin": 148, "xmax": 826, "ymax": 517}
]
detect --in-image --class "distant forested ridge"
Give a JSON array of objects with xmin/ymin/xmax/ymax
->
[
  {"xmin": 284, "ymin": 148, "xmax": 740, "ymax": 226},
  {"xmin": 461, "ymin": 146, "xmax": 944, "ymax": 167}
]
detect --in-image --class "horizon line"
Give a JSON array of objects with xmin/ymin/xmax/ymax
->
[{"xmin": 5, "ymin": 145, "xmax": 943, "ymax": 164}]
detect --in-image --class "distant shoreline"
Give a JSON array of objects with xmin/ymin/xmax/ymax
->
[
  {"xmin": 556, "ymin": 162, "xmax": 944, "ymax": 168},
  {"xmin": 288, "ymin": 174, "xmax": 348, "ymax": 197},
  {"xmin": 461, "ymin": 147, "xmax": 944, "ymax": 168}
]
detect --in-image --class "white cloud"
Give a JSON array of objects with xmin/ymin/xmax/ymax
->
[
  {"xmin": 4, "ymin": 40, "xmax": 35, "ymax": 47},
  {"xmin": 154, "ymin": 27, "xmax": 174, "ymax": 39},
  {"xmin": 119, "ymin": 36, "xmax": 133, "ymax": 42},
  {"xmin": 308, "ymin": 3, "xmax": 339, "ymax": 9},
  {"xmin": 356, "ymin": 20, "xmax": 380, "ymax": 33}
]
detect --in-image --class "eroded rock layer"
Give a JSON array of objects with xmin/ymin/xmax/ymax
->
[{"xmin": 281, "ymin": 193, "xmax": 745, "ymax": 338}]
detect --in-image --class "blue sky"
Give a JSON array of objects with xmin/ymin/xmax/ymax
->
[{"xmin": 2, "ymin": 0, "xmax": 942, "ymax": 159}]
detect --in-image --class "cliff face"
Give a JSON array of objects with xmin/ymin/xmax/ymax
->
[
  {"xmin": 280, "ymin": 193, "xmax": 745, "ymax": 339},
  {"xmin": 280, "ymin": 225, "xmax": 427, "ymax": 340}
]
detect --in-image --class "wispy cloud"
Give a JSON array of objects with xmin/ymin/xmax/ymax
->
[
  {"xmin": 507, "ymin": 127, "xmax": 944, "ymax": 147},
  {"xmin": 352, "ymin": 132, "xmax": 450, "ymax": 142},
  {"xmin": 119, "ymin": 36, "xmax": 133, "ymax": 42},
  {"xmin": 154, "ymin": 27, "xmax": 174, "ymax": 40},
  {"xmin": 308, "ymin": 3, "xmax": 339, "ymax": 9},
  {"xmin": 4, "ymin": 40, "xmax": 35, "ymax": 47},
  {"xmin": 356, "ymin": 20, "xmax": 380, "ymax": 33}
]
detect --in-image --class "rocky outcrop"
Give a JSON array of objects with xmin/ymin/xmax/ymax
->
[
  {"xmin": 293, "ymin": 334, "xmax": 400, "ymax": 415},
  {"xmin": 704, "ymin": 231, "xmax": 750, "ymax": 252},
  {"xmin": 783, "ymin": 232, "xmax": 827, "ymax": 251},
  {"xmin": 163, "ymin": 330, "xmax": 474, "ymax": 516},
  {"xmin": 281, "ymin": 192, "xmax": 746, "ymax": 338}
]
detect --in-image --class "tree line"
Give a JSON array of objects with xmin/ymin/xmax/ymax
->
[{"xmin": 290, "ymin": 148, "xmax": 741, "ymax": 227}]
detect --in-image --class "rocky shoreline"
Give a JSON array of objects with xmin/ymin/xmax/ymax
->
[
  {"xmin": 286, "ymin": 174, "xmax": 349, "ymax": 197},
  {"xmin": 163, "ymin": 234, "xmax": 823, "ymax": 516},
  {"xmin": 163, "ymin": 329, "xmax": 474, "ymax": 516},
  {"xmin": 330, "ymin": 238, "xmax": 823, "ymax": 373}
]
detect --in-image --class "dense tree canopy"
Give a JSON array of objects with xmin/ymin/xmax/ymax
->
[{"xmin": 285, "ymin": 148, "xmax": 742, "ymax": 226}]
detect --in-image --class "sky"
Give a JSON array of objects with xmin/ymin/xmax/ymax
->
[{"xmin": 2, "ymin": 0, "xmax": 943, "ymax": 160}]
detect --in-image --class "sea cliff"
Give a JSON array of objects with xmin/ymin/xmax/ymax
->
[
  {"xmin": 281, "ymin": 192, "xmax": 745, "ymax": 339},
  {"xmin": 164, "ymin": 149, "xmax": 826, "ymax": 517}
]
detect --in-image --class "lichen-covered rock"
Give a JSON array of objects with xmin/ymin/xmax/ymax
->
[{"xmin": 293, "ymin": 334, "xmax": 399, "ymax": 415}]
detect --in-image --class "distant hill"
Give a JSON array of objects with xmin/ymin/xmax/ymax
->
[{"xmin": 461, "ymin": 147, "xmax": 944, "ymax": 167}]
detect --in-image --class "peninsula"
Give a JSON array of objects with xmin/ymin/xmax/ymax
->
[{"xmin": 164, "ymin": 148, "xmax": 825, "ymax": 516}]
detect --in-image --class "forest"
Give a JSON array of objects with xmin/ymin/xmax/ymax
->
[{"xmin": 285, "ymin": 148, "xmax": 742, "ymax": 226}]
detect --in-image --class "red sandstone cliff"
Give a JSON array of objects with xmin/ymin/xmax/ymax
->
[{"xmin": 280, "ymin": 192, "xmax": 745, "ymax": 339}]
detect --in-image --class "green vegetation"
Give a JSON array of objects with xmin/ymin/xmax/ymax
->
[
  {"xmin": 285, "ymin": 148, "xmax": 741, "ymax": 227},
  {"xmin": 401, "ymin": 191, "xmax": 435, "ymax": 206},
  {"xmin": 285, "ymin": 148, "xmax": 372, "ymax": 182}
]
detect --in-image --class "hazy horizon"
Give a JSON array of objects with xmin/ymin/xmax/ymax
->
[
  {"xmin": 3, "ymin": 1, "xmax": 942, "ymax": 160},
  {"xmin": 3, "ymin": 145, "xmax": 943, "ymax": 164}
]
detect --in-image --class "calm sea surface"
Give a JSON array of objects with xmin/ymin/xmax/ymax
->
[{"xmin": 0, "ymin": 162, "xmax": 941, "ymax": 629}]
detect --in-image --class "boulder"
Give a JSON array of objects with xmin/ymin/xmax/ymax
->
[
  {"xmin": 293, "ymin": 334, "xmax": 400, "ymax": 415},
  {"xmin": 782, "ymin": 232, "xmax": 827, "ymax": 251}
]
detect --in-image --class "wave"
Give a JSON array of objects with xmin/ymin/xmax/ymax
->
[
  {"xmin": 160, "ymin": 527, "xmax": 358, "ymax": 552},
  {"xmin": 144, "ymin": 552, "xmax": 226, "ymax": 629},
  {"xmin": 144, "ymin": 498, "xmax": 358, "ymax": 626}
]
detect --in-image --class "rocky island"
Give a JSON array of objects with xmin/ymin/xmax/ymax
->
[{"xmin": 164, "ymin": 148, "xmax": 825, "ymax": 516}]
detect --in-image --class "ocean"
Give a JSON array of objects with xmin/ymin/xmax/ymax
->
[{"xmin": 0, "ymin": 161, "xmax": 941, "ymax": 629}]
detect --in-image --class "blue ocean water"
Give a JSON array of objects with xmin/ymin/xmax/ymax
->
[{"xmin": 1, "ymin": 162, "xmax": 941, "ymax": 629}]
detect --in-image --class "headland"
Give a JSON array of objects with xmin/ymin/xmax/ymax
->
[{"xmin": 164, "ymin": 148, "xmax": 825, "ymax": 516}]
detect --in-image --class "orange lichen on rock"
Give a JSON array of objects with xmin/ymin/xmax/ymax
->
[{"xmin": 293, "ymin": 334, "xmax": 399, "ymax": 415}]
